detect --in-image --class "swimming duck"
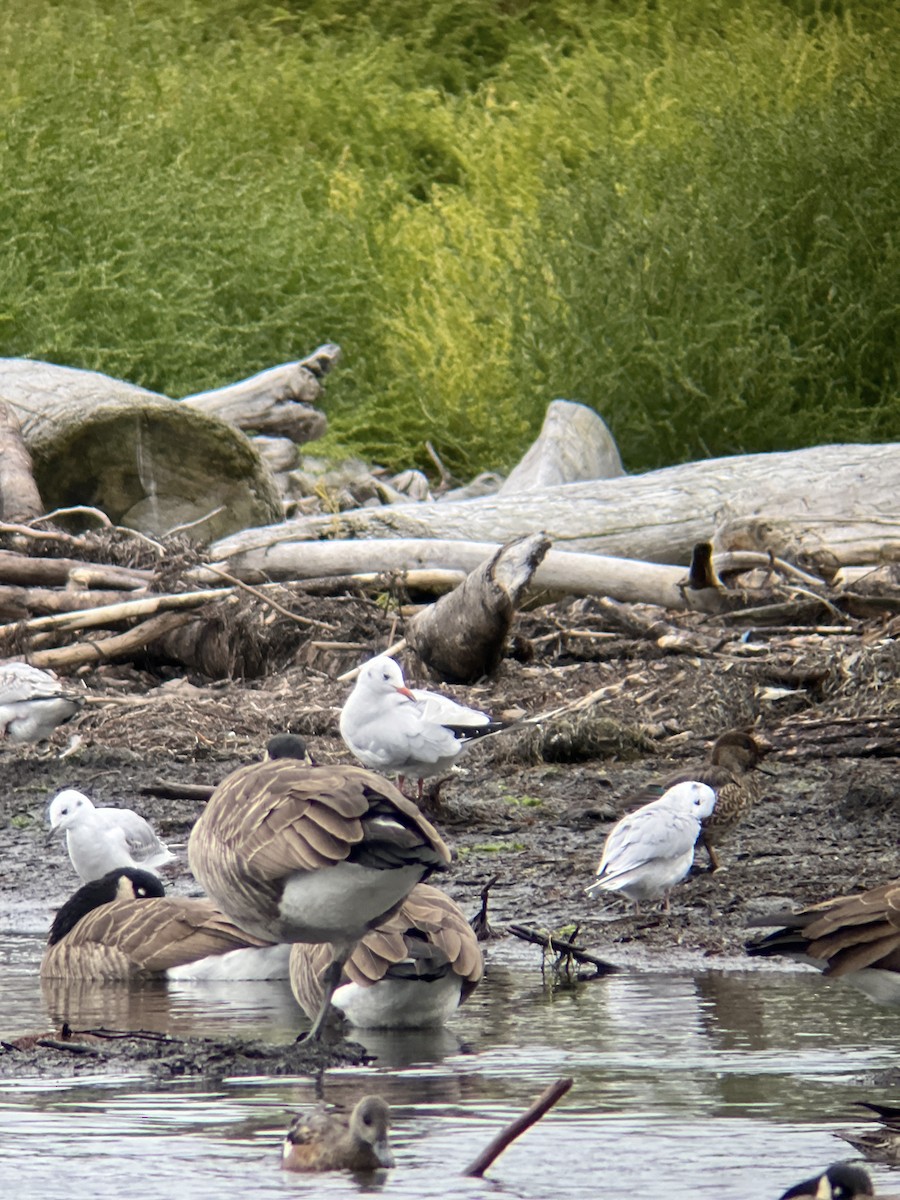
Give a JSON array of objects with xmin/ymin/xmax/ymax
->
[
  {"xmin": 187, "ymin": 755, "xmax": 451, "ymax": 1038},
  {"xmin": 585, "ymin": 780, "xmax": 717, "ymax": 911},
  {"xmin": 778, "ymin": 1161, "xmax": 874, "ymax": 1198},
  {"xmin": 47, "ymin": 788, "xmax": 175, "ymax": 882},
  {"xmin": 746, "ymin": 878, "xmax": 900, "ymax": 1006},
  {"xmin": 837, "ymin": 1102, "xmax": 900, "ymax": 1164},
  {"xmin": 281, "ymin": 1095, "xmax": 394, "ymax": 1173},
  {"xmin": 630, "ymin": 730, "xmax": 769, "ymax": 871},
  {"xmin": 289, "ymin": 882, "xmax": 483, "ymax": 1029},
  {"xmin": 41, "ymin": 867, "xmax": 273, "ymax": 981},
  {"xmin": 0, "ymin": 661, "xmax": 83, "ymax": 743},
  {"xmin": 339, "ymin": 653, "xmax": 504, "ymax": 796}
]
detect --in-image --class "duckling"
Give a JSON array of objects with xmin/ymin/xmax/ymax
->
[
  {"xmin": 289, "ymin": 882, "xmax": 482, "ymax": 1029},
  {"xmin": 47, "ymin": 788, "xmax": 175, "ymax": 883},
  {"xmin": 585, "ymin": 780, "xmax": 717, "ymax": 911},
  {"xmin": 41, "ymin": 867, "xmax": 273, "ymax": 981},
  {"xmin": 0, "ymin": 661, "xmax": 83, "ymax": 743},
  {"xmin": 340, "ymin": 653, "xmax": 504, "ymax": 797},
  {"xmin": 746, "ymin": 878, "xmax": 900, "ymax": 1006},
  {"xmin": 187, "ymin": 756, "xmax": 451, "ymax": 1038},
  {"xmin": 778, "ymin": 1161, "xmax": 874, "ymax": 1199},
  {"xmin": 281, "ymin": 1095, "xmax": 394, "ymax": 1173}
]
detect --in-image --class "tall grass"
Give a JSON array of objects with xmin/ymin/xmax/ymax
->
[{"xmin": 0, "ymin": 0, "xmax": 896, "ymax": 476}]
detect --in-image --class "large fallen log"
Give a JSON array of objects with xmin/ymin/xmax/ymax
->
[
  {"xmin": 199, "ymin": 537, "xmax": 693, "ymax": 608},
  {"xmin": 0, "ymin": 402, "xmax": 44, "ymax": 521},
  {"xmin": 0, "ymin": 359, "xmax": 286, "ymax": 540},
  {"xmin": 208, "ymin": 443, "xmax": 900, "ymax": 571}
]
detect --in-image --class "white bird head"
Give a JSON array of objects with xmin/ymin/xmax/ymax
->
[
  {"xmin": 661, "ymin": 780, "xmax": 717, "ymax": 820},
  {"xmin": 47, "ymin": 789, "xmax": 94, "ymax": 832},
  {"xmin": 356, "ymin": 655, "xmax": 415, "ymax": 700}
]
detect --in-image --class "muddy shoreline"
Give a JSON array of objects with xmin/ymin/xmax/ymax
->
[{"xmin": 1, "ymin": 595, "xmax": 897, "ymax": 1078}]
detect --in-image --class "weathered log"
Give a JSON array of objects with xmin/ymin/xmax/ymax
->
[
  {"xmin": 498, "ymin": 399, "xmax": 624, "ymax": 494},
  {"xmin": 199, "ymin": 537, "xmax": 692, "ymax": 608},
  {"xmin": 0, "ymin": 549, "xmax": 153, "ymax": 590},
  {"xmin": 0, "ymin": 358, "xmax": 283, "ymax": 540},
  {"xmin": 180, "ymin": 343, "xmax": 338, "ymax": 443},
  {"xmin": 0, "ymin": 585, "xmax": 134, "ymax": 622},
  {"xmin": 208, "ymin": 444, "xmax": 900, "ymax": 570},
  {"xmin": 0, "ymin": 402, "xmax": 44, "ymax": 521},
  {"xmin": 27, "ymin": 611, "xmax": 195, "ymax": 670},
  {"xmin": 408, "ymin": 534, "xmax": 551, "ymax": 681}
]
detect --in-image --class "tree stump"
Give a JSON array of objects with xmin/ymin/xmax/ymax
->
[{"xmin": 0, "ymin": 359, "xmax": 283, "ymax": 540}]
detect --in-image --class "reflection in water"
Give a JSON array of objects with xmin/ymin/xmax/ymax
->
[{"xmin": 3, "ymin": 935, "xmax": 900, "ymax": 1198}]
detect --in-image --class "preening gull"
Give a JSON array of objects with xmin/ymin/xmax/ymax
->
[
  {"xmin": 585, "ymin": 780, "xmax": 717, "ymax": 910},
  {"xmin": 0, "ymin": 661, "xmax": 83, "ymax": 743},
  {"xmin": 339, "ymin": 653, "xmax": 504, "ymax": 793},
  {"xmin": 47, "ymin": 788, "xmax": 175, "ymax": 883}
]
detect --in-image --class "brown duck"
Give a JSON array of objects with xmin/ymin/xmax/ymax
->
[
  {"xmin": 281, "ymin": 1095, "xmax": 394, "ymax": 1173},
  {"xmin": 632, "ymin": 730, "xmax": 768, "ymax": 871}
]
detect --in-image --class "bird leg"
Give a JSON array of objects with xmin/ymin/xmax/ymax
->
[
  {"xmin": 297, "ymin": 949, "xmax": 350, "ymax": 1042},
  {"xmin": 702, "ymin": 836, "xmax": 721, "ymax": 873}
]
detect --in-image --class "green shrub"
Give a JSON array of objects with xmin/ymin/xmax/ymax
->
[{"xmin": 0, "ymin": 0, "xmax": 896, "ymax": 477}]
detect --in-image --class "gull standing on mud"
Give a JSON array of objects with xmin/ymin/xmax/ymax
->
[
  {"xmin": 585, "ymin": 780, "xmax": 717, "ymax": 911},
  {"xmin": 0, "ymin": 661, "xmax": 83, "ymax": 743},
  {"xmin": 47, "ymin": 788, "xmax": 175, "ymax": 883},
  {"xmin": 339, "ymin": 653, "xmax": 504, "ymax": 796}
]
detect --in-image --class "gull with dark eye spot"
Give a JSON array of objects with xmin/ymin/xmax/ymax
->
[
  {"xmin": 340, "ymin": 653, "xmax": 506, "ymax": 798},
  {"xmin": 47, "ymin": 788, "xmax": 175, "ymax": 883}
]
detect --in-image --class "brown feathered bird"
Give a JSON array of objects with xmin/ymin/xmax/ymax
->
[
  {"xmin": 282, "ymin": 1095, "xmax": 394, "ymax": 1173},
  {"xmin": 837, "ymin": 1101, "xmax": 900, "ymax": 1164},
  {"xmin": 289, "ymin": 882, "xmax": 482, "ymax": 1029},
  {"xmin": 187, "ymin": 757, "xmax": 452, "ymax": 1038},
  {"xmin": 632, "ymin": 730, "xmax": 769, "ymax": 872},
  {"xmin": 746, "ymin": 878, "xmax": 900, "ymax": 1006},
  {"xmin": 41, "ymin": 867, "xmax": 273, "ymax": 981}
]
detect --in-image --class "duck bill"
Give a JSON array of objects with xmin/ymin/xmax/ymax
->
[{"xmin": 374, "ymin": 1137, "xmax": 395, "ymax": 1168}]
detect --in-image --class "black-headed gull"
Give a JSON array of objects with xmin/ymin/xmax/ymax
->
[
  {"xmin": 282, "ymin": 1096, "xmax": 394, "ymax": 1173},
  {"xmin": 47, "ymin": 788, "xmax": 175, "ymax": 882},
  {"xmin": 339, "ymin": 654, "xmax": 504, "ymax": 795},
  {"xmin": 288, "ymin": 882, "xmax": 482, "ymax": 1029},
  {"xmin": 585, "ymin": 780, "xmax": 717, "ymax": 910},
  {"xmin": 41, "ymin": 867, "xmax": 280, "ymax": 981},
  {"xmin": 187, "ymin": 755, "xmax": 451, "ymax": 1039},
  {"xmin": 0, "ymin": 661, "xmax": 83, "ymax": 743}
]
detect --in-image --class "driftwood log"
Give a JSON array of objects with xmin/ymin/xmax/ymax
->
[
  {"xmin": 209, "ymin": 443, "xmax": 900, "ymax": 571},
  {"xmin": 0, "ymin": 403, "xmax": 44, "ymax": 521},
  {"xmin": 179, "ymin": 343, "xmax": 338, "ymax": 442},
  {"xmin": 0, "ymin": 356, "xmax": 335, "ymax": 541},
  {"xmin": 407, "ymin": 533, "xmax": 551, "ymax": 681},
  {"xmin": 497, "ymin": 399, "xmax": 623, "ymax": 494}
]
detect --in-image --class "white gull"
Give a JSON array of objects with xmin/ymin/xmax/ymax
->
[
  {"xmin": 585, "ymin": 780, "xmax": 717, "ymax": 910},
  {"xmin": 339, "ymin": 654, "xmax": 503, "ymax": 793},
  {"xmin": 47, "ymin": 788, "xmax": 175, "ymax": 883},
  {"xmin": 0, "ymin": 661, "xmax": 83, "ymax": 743}
]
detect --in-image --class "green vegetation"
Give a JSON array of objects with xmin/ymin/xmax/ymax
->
[{"xmin": 1, "ymin": 1, "xmax": 897, "ymax": 476}]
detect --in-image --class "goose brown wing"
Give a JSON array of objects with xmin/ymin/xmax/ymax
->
[{"xmin": 190, "ymin": 760, "xmax": 450, "ymax": 883}]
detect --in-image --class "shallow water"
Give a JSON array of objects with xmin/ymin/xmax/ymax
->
[{"xmin": 1, "ymin": 929, "xmax": 899, "ymax": 1199}]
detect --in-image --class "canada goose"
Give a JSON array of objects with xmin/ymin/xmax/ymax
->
[
  {"xmin": 0, "ymin": 661, "xmax": 83, "ymax": 743},
  {"xmin": 289, "ymin": 882, "xmax": 482, "ymax": 1029},
  {"xmin": 778, "ymin": 1161, "xmax": 875, "ymax": 1199},
  {"xmin": 41, "ymin": 867, "xmax": 273, "ymax": 981},
  {"xmin": 281, "ymin": 1095, "xmax": 394, "ymax": 1173},
  {"xmin": 187, "ymin": 756, "xmax": 452, "ymax": 1038},
  {"xmin": 746, "ymin": 878, "xmax": 900, "ymax": 1006},
  {"xmin": 339, "ymin": 653, "xmax": 504, "ymax": 796},
  {"xmin": 630, "ymin": 730, "xmax": 769, "ymax": 871},
  {"xmin": 47, "ymin": 788, "xmax": 175, "ymax": 882},
  {"xmin": 585, "ymin": 780, "xmax": 717, "ymax": 911}
]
